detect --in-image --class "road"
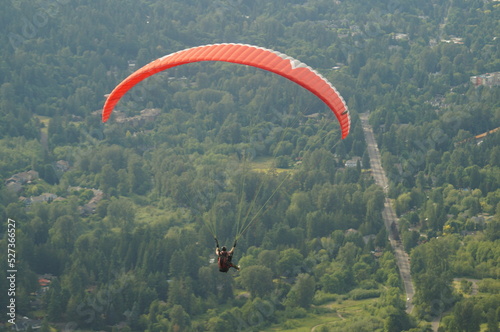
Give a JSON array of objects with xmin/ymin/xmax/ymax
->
[{"xmin": 360, "ymin": 113, "xmax": 415, "ymax": 315}]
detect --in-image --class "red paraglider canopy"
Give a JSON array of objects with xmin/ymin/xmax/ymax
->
[{"xmin": 102, "ymin": 43, "xmax": 350, "ymax": 138}]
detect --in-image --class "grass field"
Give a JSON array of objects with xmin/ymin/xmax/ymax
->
[
  {"xmin": 35, "ymin": 115, "xmax": 84, "ymax": 135},
  {"xmin": 264, "ymin": 298, "xmax": 379, "ymax": 332},
  {"xmin": 248, "ymin": 156, "xmax": 297, "ymax": 174}
]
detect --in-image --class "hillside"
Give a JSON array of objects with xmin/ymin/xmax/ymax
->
[{"xmin": 0, "ymin": 0, "xmax": 499, "ymax": 331}]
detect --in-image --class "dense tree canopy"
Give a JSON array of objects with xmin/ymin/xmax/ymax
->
[{"xmin": 0, "ymin": 0, "xmax": 499, "ymax": 331}]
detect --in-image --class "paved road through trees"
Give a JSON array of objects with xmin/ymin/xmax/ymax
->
[{"xmin": 360, "ymin": 113, "xmax": 415, "ymax": 315}]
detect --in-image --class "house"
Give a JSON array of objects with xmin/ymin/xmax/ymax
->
[
  {"xmin": 470, "ymin": 72, "xmax": 500, "ymax": 87},
  {"xmin": 6, "ymin": 170, "xmax": 39, "ymax": 185},
  {"xmin": 393, "ymin": 33, "xmax": 408, "ymax": 40},
  {"xmin": 6, "ymin": 181, "xmax": 22, "ymax": 193},
  {"xmin": 78, "ymin": 188, "xmax": 104, "ymax": 215},
  {"xmin": 345, "ymin": 228, "xmax": 359, "ymax": 236},
  {"xmin": 5, "ymin": 170, "xmax": 39, "ymax": 193},
  {"xmin": 54, "ymin": 160, "xmax": 70, "ymax": 173},
  {"xmin": 38, "ymin": 274, "xmax": 54, "ymax": 290},
  {"xmin": 25, "ymin": 193, "xmax": 58, "ymax": 205},
  {"xmin": 140, "ymin": 108, "xmax": 161, "ymax": 122},
  {"xmin": 38, "ymin": 278, "xmax": 51, "ymax": 287},
  {"xmin": 345, "ymin": 157, "xmax": 362, "ymax": 168},
  {"xmin": 115, "ymin": 108, "xmax": 161, "ymax": 126},
  {"xmin": 441, "ymin": 36, "xmax": 464, "ymax": 44}
]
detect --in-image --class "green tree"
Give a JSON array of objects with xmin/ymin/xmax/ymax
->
[
  {"xmin": 362, "ymin": 150, "xmax": 370, "ymax": 169},
  {"xmin": 167, "ymin": 278, "xmax": 196, "ymax": 315},
  {"xmin": 402, "ymin": 230, "xmax": 420, "ymax": 253},
  {"xmin": 320, "ymin": 266, "xmax": 353, "ymax": 294},
  {"xmin": 169, "ymin": 305, "xmax": 191, "ymax": 332},
  {"xmin": 107, "ymin": 198, "xmax": 135, "ymax": 231},
  {"xmin": 49, "ymin": 215, "xmax": 81, "ymax": 251},
  {"xmin": 46, "ymin": 278, "xmax": 67, "ymax": 321},
  {"xmin": 485, "ymin": 215, "xmax": 500, "ymax": 241},
  {"xmin": 411, "ymin": 237, "xmax": 458, "ymax": 316},
  {"xmin": 278, "ymin": 248, "xmax": 304, "ymax": 277},
  {"xmin": 285, "ymin": 273, "xmax": 316, "ymax": 308},
  {"xmin": 452, "ymin": 298, "xmax": 482, "ymax": 332},
  {"xmin": 239, "ymin": 265, "xmax": 274, "ymax": 298},
  {"xmin": 128, "ymin": 155, "xmax": 151, "ymax": 195},
  {"xmin": 486, "ymin": 308, "xmax": 498, "ymax": 332},
  {"xmin": 206, "ymin": 316, "xmax": 227, "ymax": 332},
  {"xmin": 337, "ymin": 242, "xmax": 360, "ymax": 267},
  {"xmin": 258, "ymin": 250, "xmax": 279, "ymax": 275},
  {"xmin": 384, "ymin": 306, "xmax": 412, "ymax": 332},
  {"xmin": 100, "ymin": 164, "xmax": 119, "ymax": 196}
]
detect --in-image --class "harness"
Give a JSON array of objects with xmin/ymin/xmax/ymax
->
[{"xmin": 218, "ymin": 251, "xmax": 231, "ymax": 272}]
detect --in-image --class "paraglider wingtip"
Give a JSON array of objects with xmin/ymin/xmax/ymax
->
[{"xmin": 101, "ymin": 110, "xmax": 109, "ymax": 123}]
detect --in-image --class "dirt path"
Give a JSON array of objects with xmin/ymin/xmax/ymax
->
[
  {"xmin": 454, "ymin": 278, "xmax": 480, "ymax": 295},
  {"xmin": 310, "ymin": 314, "xmax": 344, "ymax": 332}
]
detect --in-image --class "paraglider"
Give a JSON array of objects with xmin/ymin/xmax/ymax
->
[
  {"xmin": 215, "ymin": 238, "xmax": 239, "ymax": 272},
  {"xmin": 101, "ymin": 44, "xmax": 350, "ymax": 271},
  {"xmin": 102, "ymin": 43, "xmax": 350, "ymax": 138}
]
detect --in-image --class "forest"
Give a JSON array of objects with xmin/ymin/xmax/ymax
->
[{"xmin": 0, "ymin": 0, "xmax": 499, "ymax": 331}]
